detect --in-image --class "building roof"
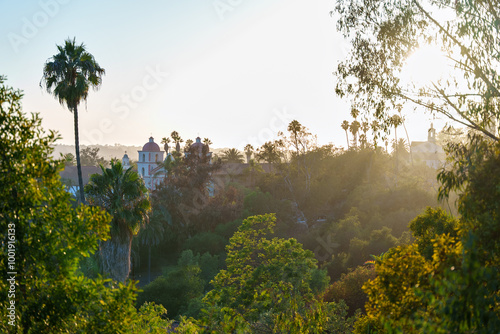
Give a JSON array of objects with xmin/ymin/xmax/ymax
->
[
  {"xmin": 191, "ymin": 137, "xmax": 204, "ymax": 152},
  {"xmin": 142, "ymin": 137, "xmax": 160, "ymax": 152}
]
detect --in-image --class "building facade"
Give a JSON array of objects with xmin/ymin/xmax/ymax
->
[
  {"xmin": 135, "ymin": 137, "xmax": 167, "ymax": 191},
  {"xmin": 410, "ymin": 124, "xmax": 445, "ymax": 169}
]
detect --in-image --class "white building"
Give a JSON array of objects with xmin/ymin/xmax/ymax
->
[
  {"xmin": 122, "ymin": 136, "xmax": 214, "ymax": 192},
  {"xmin": 135, "ymin": 137, "xmax": 167, "ymax": 191},
  {"xmin": 411, "ymin": 124, "xmax": 445, "ymax": 169}
]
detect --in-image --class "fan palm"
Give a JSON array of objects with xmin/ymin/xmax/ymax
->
[
  {"xmin": 85, "ymin": 161, "xmax": 150, "ymax": 282},
  {"xmin": 41, "ymin": 38, "xmax": 105, "ymax": 204},
  {"xmin": 350, "ymin": 120, "xmax": 361, "ymax": 148},
  {"xmin": 341, "ymin": 120, "xmax": 350, "ymax": 149},
  {"xmin": 244, "ymin": 144, "xmax": 254, "ymax": 163},
  {"xmin": 221, "ymin": 148, "xmax": 245, "ymax": 163}
]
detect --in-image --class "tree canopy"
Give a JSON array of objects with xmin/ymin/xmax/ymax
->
[{"xmin": 334, "ymin": 0, "xmax": 500, "ymax": 140}]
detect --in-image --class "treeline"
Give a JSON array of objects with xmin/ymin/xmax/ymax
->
[{"xmin": 132, "ymin": 120, "xmax": 444, "ymax": 323}]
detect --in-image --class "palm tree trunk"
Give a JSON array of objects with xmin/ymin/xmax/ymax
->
[
  {"xmin": 148, "ymin": 245, "xmax": 151, "ymax": 283},
  {"xmin": 99, "ymin": 234, "xmax": 132, "ymax": 282},
  {"xmin": 345, "ymin": 131, "xmax": 349, "ymax": 149},
  {"xmin": 73, "ymin": 106, "xmax": 85, "ymax": 204}
]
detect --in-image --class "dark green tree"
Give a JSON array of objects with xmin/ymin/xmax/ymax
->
[{"xmin": 41, "ymin": 37, "xmax": 105, "ymax": 203}]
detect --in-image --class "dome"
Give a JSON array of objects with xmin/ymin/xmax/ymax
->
[
  {"xmin": 191, "ymin": 137, "xmax": 204, "ymax": 149},
  {"xmin": 142, "ymin": 136, "xmax": 160, "ymax": 152}
]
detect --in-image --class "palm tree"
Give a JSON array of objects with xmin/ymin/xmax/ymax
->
[
  {"xmin": 203, "ymin": 138, "xmax": 212, "ymax": 149},
  {"xmin": 171, "ymin": 131, "xmax": 183, "ymax": 152},
  {"xmin": 41, "ymin": 38, "xmax": 105, "ymax": 204},
  {"xmin": 221, "ymin": 148, "xmax": 245, "ymax": 163},
  {"xmin": 390, "ymin": 114, "xmax": 403, "ymax": 186},
  {"xmin": 85, "ymin": 161, "xmax": 150, "ymax": 282},
  {"xmin": 350, "ymin": 120, "xmax": 361, "ymax": 148},
  {"xmin": 360, "ymin": 121, "xmax": 370, "ymax": 148},
  {"xmin": 341, "ymin": 120, "xmax": 350, "ymax": 149},
  {"xmin": 243, "ymin": 159, "xmax": 264, "ymax": 187},
  {"xmin": 244, "ymin": 144, "xmax": 254, "ymax": 163},
  {"xmin": 371, "ymin": 120, "xmax": 380, "ymax": 147},
  {"xmin": 161, "ymin": 137, "xmax": 171, "ymax": 154}
]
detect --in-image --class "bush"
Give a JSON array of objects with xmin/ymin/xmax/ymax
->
[
  {"xmin": 324, "ymin": 265, "xmax": 376, "ymax": 316},
  {"xmin": 182, "ymin": 232, "xmax": 227, "ymax": 255}
]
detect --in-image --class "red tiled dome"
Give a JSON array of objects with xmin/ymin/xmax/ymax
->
[{"xmin": 142, "ymin": 137, "xmax": 160, "ymax": 152}]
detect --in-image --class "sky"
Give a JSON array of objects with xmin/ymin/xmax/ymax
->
[{"xmin": 0, "ymin": 0, "xmax": 442, "ymax": 150}]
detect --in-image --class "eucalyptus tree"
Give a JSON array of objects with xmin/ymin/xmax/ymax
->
[
  {"xmin": 334, "ymin": 0, "xmax": 500, "ymax": 140},
  {"xmin": 41, "ymin": 38, "xmax": 105, "ymax": 204},
  {"xmin": 85, "ymin": 161, "xmax": 150, "ymax": 282}
]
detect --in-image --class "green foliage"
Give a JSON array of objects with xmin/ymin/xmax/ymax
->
[
  {"xmin": 129, "ymin": 302, "xmax": 173, "ymax": 333},
  {"xmin": 214, "ymin": 218, "xmax": 242, "ymax": 240},
  {"xmin": 137, "ymin": 250, "xmax": 205, "ymax": 319},
  {"xmin": 354, "ymin": 147, "xmax": 500, "ymax": 333},
  {"xmin": 182, "ymin": 232, "xmax": 227, "ymax": 256},
  {"xmin": 243, "ymin": 189, "xmax": 293, "ymax": 224},
  {"xmin": 409, "ymin": 207, "xmax": 458, "ymax": 260},
  {"xmin": 151, "ymin": 143, "xmax": 221, "ymax": 237},
  {"xmin": 80, "ymin": 146, "xmax": 109, "ymax": 167},
  {"xmin": 334, "ymin": 0, "xmax": 500, "ymax": 140},
  {"xmin": 85, "ymin": 160, "xmax": 150, "ymax": 282},
  {"xmin": 324, "ymin": 265, "xmax": 376, "ymax": 316},
  {"xmin": 201, "ymin": 214, "xmax": 354, "ymax": 332},
  {"xmin": 0, "ymin": 76, "xmax": 144, "ymax": 333}
]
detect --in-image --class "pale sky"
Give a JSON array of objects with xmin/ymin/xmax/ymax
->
[{"xmin": 1, "ymin": 0, "xmax": 439, "ymax": 150}]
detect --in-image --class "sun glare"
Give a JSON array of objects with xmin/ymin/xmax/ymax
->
[{"xmin": 402, "ymin": 45, "xmax": 450, "ymax": 87}]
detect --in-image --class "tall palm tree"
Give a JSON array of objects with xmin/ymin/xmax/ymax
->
[
  {"xmin": 390, "ymin": 114, "xmax": 403, "ymax": 186},
  {"xmin": 171, "ymin": 131, "xmax": 183, "ymax": 152},
  {"xmin": 221, "ymin": 148, "xmax": 245, "ymax": 163},
  {"xmin": 41, "ymin": 38, "xmax": 105, "ymax": 204},
  {"xmin": 85, "ymin": 161, "xmax": 150, "ymax": 282},
  {"xmin": 203, "ymin": 138, "xmax": 213, "ymax": 149},
  {"xmin": 350, "ymin": 120, "xmax": 361, "ymax": 148},
  {"xmin": 161, "ymin": 137, "xmax": 171, "ymax": 154},
  {"xmin": 371, "ymin": 120, "xmax": 380, "ymax": 147},
  {"xmin": 341, "ymin": 120, "xmax": 350, "ymax": 149},
  {"xmin": 244, "ymin": 144, "xmax": 254, "ymax": 163},
  {"xmin": 360, "ymin": 121, "xmax": 370, "ymax": 148}
]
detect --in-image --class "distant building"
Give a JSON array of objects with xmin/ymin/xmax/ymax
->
[
  {"xmin": 184, "ymin": 137, "xmax": 212, "ymax": 162},
  {"xmin": 124, "ymin": 136, "xmax": 213, "ymax": 192},
  {"xmin": 134, "ymin": 137, "xmax": 168, "ymax": 191},
  {"xmin": 410, "ymin": 124, "xmax": 445, "ymax": 169}
]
